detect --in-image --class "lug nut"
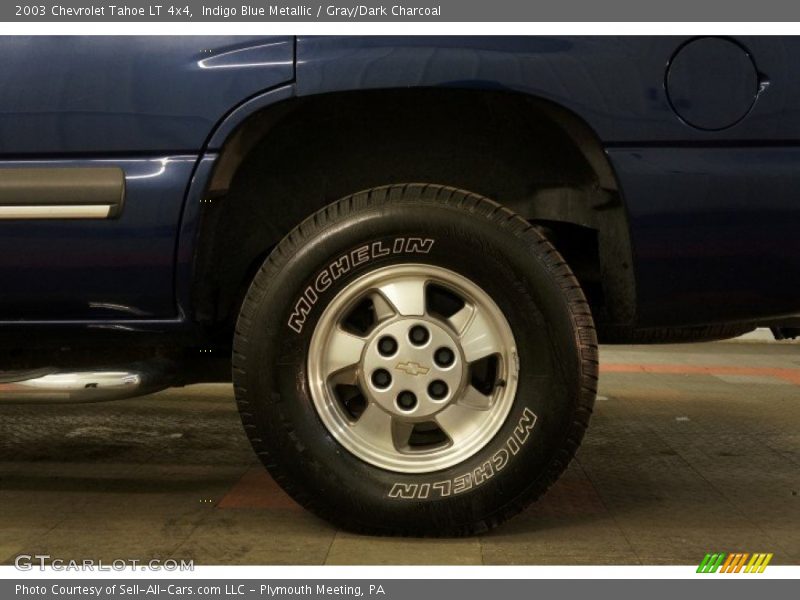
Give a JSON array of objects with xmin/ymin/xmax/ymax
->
[
  {"xmin": 371, "ymin": 368, "xmax": 392, "ymax": 389},
  {"xmin": 409, "ymin": 325, "xmax": 430, "ymax": 346},
  {"xmin": 377, "ymin": 335, "xmax": 398, "ymax": 357},
  {"xmin": 428, "ymin": 380, "xmax": 449, "ymax": 400},
  {"xmin": 396, "ymin": 391, "xmax": 417, "ymax": 411},
  {"xmin": 434, "ymin": 346, "xmax": 455, "ymax": 367}
]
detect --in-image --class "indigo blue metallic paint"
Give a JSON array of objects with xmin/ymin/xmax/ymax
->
[
  {"xmin": 0, "ymin": 36, "xmax": 294, "ymax": 154},
  {"xmin": 0, "ymin": 156, "xmax": 197, "ymax": 320},
  {"xmin": 0, "ymin": 36, "xmax": 799, "ymax": 335},
  {"xmin": 295, "ymin": 36, "xmax": 786, "ymax": 141},
  {"xmin": 607, "ymin": 147, "xmax": 800, "ymax": 327}
]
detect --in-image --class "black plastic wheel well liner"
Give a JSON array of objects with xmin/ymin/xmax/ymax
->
[{"xmin": 191, "ymin": 88, "xmax": 635, "ymax": 334}]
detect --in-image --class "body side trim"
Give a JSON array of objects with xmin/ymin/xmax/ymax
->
[{"xmin": 0, "ymin": 166, "xmax": 125, "ymax": 218}]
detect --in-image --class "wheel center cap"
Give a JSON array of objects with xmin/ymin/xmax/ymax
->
[{"xmin": 361, "ymin": 318, "xmax": 464, "ymax": 420}]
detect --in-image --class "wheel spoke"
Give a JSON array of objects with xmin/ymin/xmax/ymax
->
[
  {"xmin": 369, "ymin": 292, "xmax": 396, "ymax": 322},
  {"xmin": 435, "ymin": 402, "xmax": 483, "ymax": 446},
  {"xmin": 447, "ymin": 304, "xmax": 475, "ymax": 335},
  {"xmin": 328, "ymin": 364, "xmax": 359, "ymax": 386},
  {"xmin": 459, "ymin": 309, "xmax": 502, "ymax": 363},
  {"xmin": 392, "ymin": 420, "xmax": 415, "ymax": 450},
  {"xmin": 324, "ymin": 328, "xmax": 366, "ymax": 379},
  {"xmin": 351, "ymin": 404, "xmax": 404, "ymax": 452},
  {"xmin": 375, "ymin": 278, "xmax": 426, "ymax": 317},
  {"xmin": 458, "ymin": 385, "xmax": 493, "ymax": 410}
]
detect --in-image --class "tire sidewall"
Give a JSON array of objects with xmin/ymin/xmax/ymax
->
[{"xmin": 240, "ymin": 200, "xmax": 583, "ymax": 531}]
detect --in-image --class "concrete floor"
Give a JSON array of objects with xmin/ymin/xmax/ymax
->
[{"xmin": 0, "ymin": 342, "xmax": 798, "ymax": 566}]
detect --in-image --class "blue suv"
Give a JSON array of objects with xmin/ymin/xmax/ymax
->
[{"xmin": 0, "ymin": 36, "xmax": 797, "ymax": 535}]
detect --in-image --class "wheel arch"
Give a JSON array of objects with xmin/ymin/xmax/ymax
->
[{"xmin": 190, "ymin": 87, "xmax": 636, "ymax": 341}]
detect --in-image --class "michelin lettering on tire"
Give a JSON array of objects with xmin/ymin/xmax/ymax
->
[
  {"xmin": 234, "ymin": 183, "xmax": 597, "ymax": 535},
  {"xmin": 387, "ymin": 407, "xmax": 538, "ymax": 500},
  {"xmin": 288, "ymin": 237, "xmax": 435, "ymax": 333}
]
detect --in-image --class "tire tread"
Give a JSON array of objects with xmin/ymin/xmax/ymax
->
[{"xmin": 232, "ymin": 184, "xmax": 598, "ymax": 536}]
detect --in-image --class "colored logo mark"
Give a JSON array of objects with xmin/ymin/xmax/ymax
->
[
  {"xmin": 395, "ymin": 361, "xmax": 430, "ymax": 376},
  {"xmin": 697, "ymin": 552, "xmax": 773, "ymax": 573}
]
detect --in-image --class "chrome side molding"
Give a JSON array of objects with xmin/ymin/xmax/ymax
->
[{"xmin": 0, "ymin": 205, "xmax": 112, "ymax": 219}]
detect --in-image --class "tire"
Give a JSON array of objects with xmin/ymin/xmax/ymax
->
[{"xmin": 233, "ymin": 184, "xmax": 597, "ymax": 536}]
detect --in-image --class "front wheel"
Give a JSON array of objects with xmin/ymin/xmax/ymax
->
[{"xmin": 233, "ymin": 184, "xmax": 597, "ymax": 536}]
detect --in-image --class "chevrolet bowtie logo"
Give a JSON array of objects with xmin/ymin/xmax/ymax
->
[{"xmin": 395, "ymin": 361, "xmax": 430, "ymax": 376}]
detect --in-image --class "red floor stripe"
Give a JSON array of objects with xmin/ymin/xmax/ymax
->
[
  {"xmin": 601, "ymin": 363, "xmax": 800, "ymax": 386},
  {"xmin": 217, "ymin": 467, "xmax": 301, "ymax": 510}
]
